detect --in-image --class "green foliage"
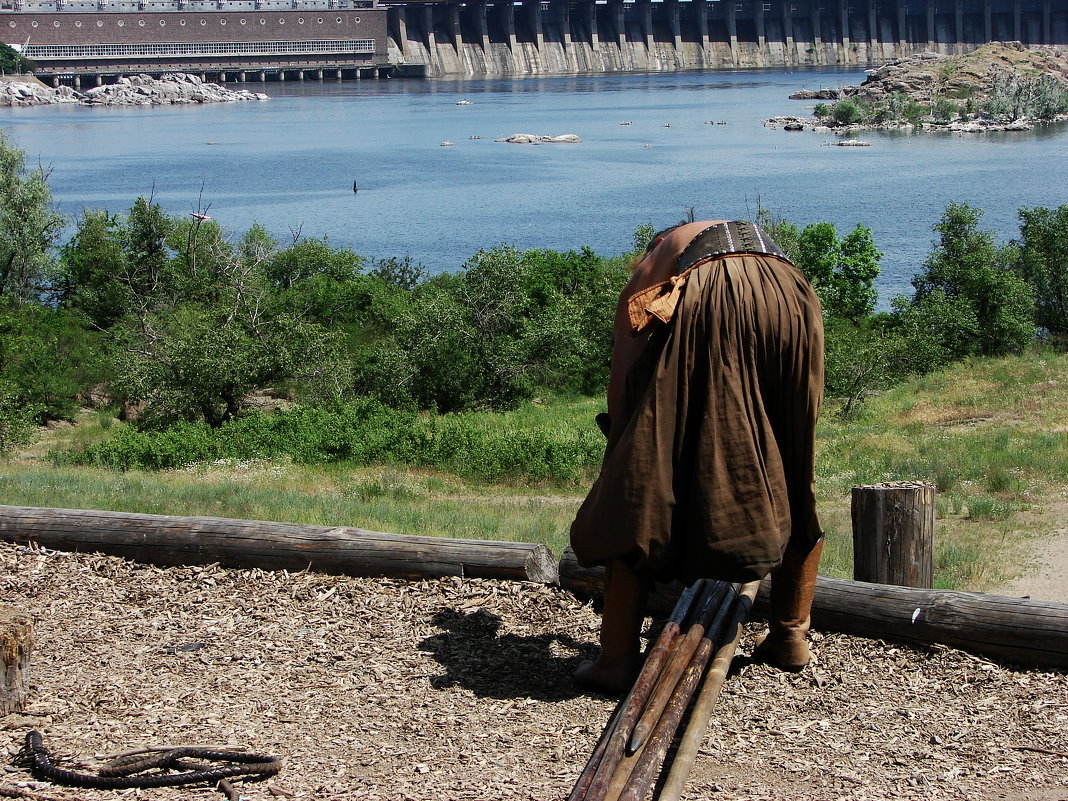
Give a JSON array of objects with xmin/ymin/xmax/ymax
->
[
  {"xmin": 0, "ymin": 132, "xmax": 65, "ymax": 305},
  {"xmin": 0, "ymin": 381, "xmax": 40, "ymax": 454},
  {"xmin": 0, "ymin": 300, "xmax": 105, "ymax": 421},
  {"xmin": 985, "ymin": 70, "xmax": 1068, "ymax": 121},
  {"xmin": 0, "ymin": 43, "xmax": 35, "ymax": 74},
  {"xmin": 813, "ymin": 103, "xmax": 830, "ymax": 119},
  {"xmin": 1015, "ymin": 205, "xmax": 1068, "ymax": 333},
  {"xmin": 903, "ymin": 203, "xmax": 1034, "ymax": 361},
  {"xmin": 58, "ymin": 399, "xmax": 605, "ymax": 484},
  {"xmin": 793, "ymin": 222, "xmax": 881, "ymax": 322},
  {"xmin": 60, "ymin": 210, "xmax": 130, "ymax": 329},
  {"xmin": 830, "ymin": 99, "xmax": 863, "ymax": 125},
  {"xmin": 902, "ymin": 99, "xmax": 928, "ymax": 123},
  {"xmin": 932, "ymin": 97, "xmax": 960, "ymax": 121}
]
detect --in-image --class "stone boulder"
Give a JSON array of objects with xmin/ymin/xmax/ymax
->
[
  {"xmin": 495, "ymin": 133, "xmax": 582, "ymax": 144},
  {"xmin": 81, "ymin": 73, "xmax": 269, "ymax": 106},
  {"xmin": 788, "ymin": 88, "xmax": 839, "ymax": 100}
]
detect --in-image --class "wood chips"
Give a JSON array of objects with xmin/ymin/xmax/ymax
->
[{"xmin": 1, "ymin": 542, "xmax": 1065, "ymax": 801}]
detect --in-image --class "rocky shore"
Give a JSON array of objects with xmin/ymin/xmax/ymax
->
[
  {"xmin": 495, "ymin": 133, "xmax": 582, "ymax": 144},
  {"xmin": 0, "ymin": 73, "xmax": 269, "ymax": 107},
  {"xmin": 767, "ymin": 41, "xmax": 1068, "ymax": 134}
]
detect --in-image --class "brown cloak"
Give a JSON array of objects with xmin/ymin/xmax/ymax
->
[{"xmin": 570, "ymin": 253, "xmax": 824, "ymax": 584}]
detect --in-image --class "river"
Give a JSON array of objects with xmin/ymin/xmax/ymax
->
[{"xmin": 2, "ymin": 68, "xmax": 1066, "ymax": 304}]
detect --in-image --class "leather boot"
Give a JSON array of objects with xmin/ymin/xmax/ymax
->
[{"xmin": 754, "ymin": 538, "xmax": 824, "ymax": 671}]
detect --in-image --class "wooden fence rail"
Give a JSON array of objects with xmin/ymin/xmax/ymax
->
[{"xmin": 0, "ymin": 505, "xmax": 558, "ymax": 584}]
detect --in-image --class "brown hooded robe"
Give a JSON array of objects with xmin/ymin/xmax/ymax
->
[{"xmin": 570, "ymin": 252, "xmax": 824, "ymax": 584}]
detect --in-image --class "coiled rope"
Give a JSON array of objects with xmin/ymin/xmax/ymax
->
[{"xmin": 22, "ymin": 730, "xmax": 281, "ymax": 796}]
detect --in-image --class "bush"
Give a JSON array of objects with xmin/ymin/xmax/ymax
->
[
  {"xmin": 902, "ymin": 203, "xmax": 1034, "ymax": 360},
  {"xmin": 830, "ymin": 99, "xmax": 863, "ymax": 125},
  {"xmin": 1016, "ymin": 205, "xmax": 1068, "ymax": 333},
  {"xmin": 932, "ymin": 97, "xmax": 960, "ymax": 122},
  {"xmin": 58, "ymin": 400, "xmax": 605, "ymax": 484},
  {"xmin": 0, "ymin": 382, "xmax": 41, "ymax": 455}
]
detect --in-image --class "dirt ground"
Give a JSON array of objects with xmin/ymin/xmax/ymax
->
[
  {"xmin": 995, "ymin": 499, "xmax": 1068, "ymax": 604},
  {"xmin": 1, "ymin": 542, "xmax": 1066, "ymax": 801}
]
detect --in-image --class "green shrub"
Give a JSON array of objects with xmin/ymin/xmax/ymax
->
[
  {"xmin": 830, "ymin": 99, "xmax": 863, "ymax": 125},
  {"xmin": 55, "ymin": 400, "xmax": 606, "ymax": 485},
  {"xmin": 932, "ymin": 97, "xmax": 960, "ymax": 121}
]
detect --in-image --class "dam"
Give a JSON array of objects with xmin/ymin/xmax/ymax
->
[{"xmin": 2, "ymin": 0, "xmax": 1067, "ymax": 83}]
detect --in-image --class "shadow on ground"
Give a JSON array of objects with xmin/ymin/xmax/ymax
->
[{"xmin": 418, "ymin": 607, "xmax": 601, "ymax": 701}]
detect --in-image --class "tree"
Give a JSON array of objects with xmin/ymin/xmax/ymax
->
[
  {"xmin": 904, "ymin": 203, "xmax": 1034, "ymax": 359},
  {"xmin": 1016, "ymin": 205, "xmax": 1068, "ymax": 333},
  {"xmin": 0, "ymin": 132, "xmax": 64, "ymax": 305},
  {"xmin": 59, "ymin": 210, "xmax": 131, "ymax": 329},
  {"xmin": 830, "ymin": 224, "xmax": 881, "ymax": 321},
  {"xmin": 793, "ymin": 221, "xmax": 881, "ymax": 322},
  {"xmin": 0, "ymin": 43, "xmax": 35, "ymax": 75},
  {"xmin": 0, "ymin": 300, "xmax": 105, "ymax": 421}
]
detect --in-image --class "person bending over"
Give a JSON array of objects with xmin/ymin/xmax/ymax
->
[{"xmin": 570, "ymin": 220, "xmax": 825, "ymax": 694}]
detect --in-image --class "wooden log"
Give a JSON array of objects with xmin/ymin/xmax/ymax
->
[
  {"xmin": 560, "ymin": 551, "xmax": 1068, "ymax": 669},
  {"xmin": 558, "ymin": 547, "xmax": 682, "ymax": 614},
  {"xmin": 0, "ymin": 607, "xmax": 33, "ymax": 715},
  {"xmin": 754, "ymin": 575, "xmax": 1068, "ymax": 670},
  {"xmin": 0, "ymin": 505, "xmax": 557, "ymax": 584},
  {"xmin": 852, "ymin": 480, "xmax": 935, "ymax": 588}
]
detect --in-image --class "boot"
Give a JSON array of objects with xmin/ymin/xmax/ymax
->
[{"xmin": 754, "ymin": 538, "xmax": 824, "ymax": 671}]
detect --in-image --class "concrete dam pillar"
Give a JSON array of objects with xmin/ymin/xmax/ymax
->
[
  {"xmin": 555, "ymin": 0, "xmax": 575, "ymax": 67},
  {"xmin": 586, "ymin": 2, "xmax": 599, "ymax": 50},
  {"xmin": 726, "ymin": 0, "xmax": 738, "ymax": 66},
  {"xmin": 839, "ymin": 0, "xmax": 852, "ymax": 64},
  {"xmin": 782, "ymin": 0, "xmax": 795, "ymax": 64},
  {"xmin": 669, "ymin": 0, "xmax": 682, "ymax": 53},
  {"xmin": 755, "ymin": 0, "xmax": 767, "ymax": 66},
  {"xmin": 449, "ymin": 4, "xmax": 462, "ymax": 54},
  {"xmin": 524, "ymin": 0, "xmax": 543, "ymax": 51},
  {"xmin": 695, "ymin": 0, "xmax": 710, "ymax": 54},
  {"xmin": 640, "ymin": 0, "xmax": 653, "ymax": 54},
  {"xmin": 476, "ymin": 2, "xmax": 489, "ymax": 55}
]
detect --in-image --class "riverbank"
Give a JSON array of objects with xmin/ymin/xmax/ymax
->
[
  {"xmin": 0, "ymin": 72, "xmax": 269, "ymax": 106},
  {"xmin": 767, "ymin": 42, "xmax": 1068, "ymax": 133}
]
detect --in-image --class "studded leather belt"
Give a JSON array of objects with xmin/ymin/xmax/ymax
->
[{"xmin": 627, "ymin": 220, "xmax": 788, "ymax": 333}]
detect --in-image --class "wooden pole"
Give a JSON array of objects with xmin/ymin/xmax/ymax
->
[
  {"xmin": 570, "ymin": 581, "xmax": 704, "ymax": 801},
  {"xmin": 615, "ymin": 585, "xmax": 738, "ymax": 801},
  {"xmin": 658, "ymin": 581, "xmax": 761, "ymax": 801},
  {"xmin": 0, "ymin": 505, "xmax": 557, "ymax": 584},
  {"xmin": 0, "ymin": 608, "xmax": 33, "ymax": 715},
  {"xmin": 851, "ymin": 481, "xmax": 935, "ymax": 588},
  {"xmin": 627, "ymin": 581, "xmax": 728, "ymax": 753}
]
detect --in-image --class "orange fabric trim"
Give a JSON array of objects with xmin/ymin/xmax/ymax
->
[{"xmin": 626, "ymin": 264, "xmax": 699, "ymax": 334}]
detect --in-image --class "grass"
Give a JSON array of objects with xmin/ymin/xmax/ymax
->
[{"xmin": 4, "ymin": 350, "xmax": 1068, "ymax": 592}]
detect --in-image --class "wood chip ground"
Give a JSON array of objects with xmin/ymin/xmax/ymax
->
[{"xmin": 1, "ymin": 542, "xmax": 1065, "ymax": 801}]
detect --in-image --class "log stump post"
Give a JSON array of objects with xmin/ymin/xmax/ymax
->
[
  {"xmin": 1, "ymin": 608, "xmax": 32, "ymax": 715},
  {"xmin": 851, "ymin": 481, "xmax": 935, "ymax": 588}
]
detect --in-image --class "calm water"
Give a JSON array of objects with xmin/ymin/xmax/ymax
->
[{"xmin": 3, "ymin": 69, "xmax": 1067, "ymax": 304}]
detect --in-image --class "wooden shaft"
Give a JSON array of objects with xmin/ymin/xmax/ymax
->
[
  {"xmin": 616, "ymin": 606, "xmax": 725, "ymax": 801},
  {"xmin": 627, "ymin": 580, "xmax": 728, "ymax": 753},
  {"xmin": 658, "ymin": 580, "xmax": 761, "ymax": 801},
  {"xmin": 572, "ymin": 581, "xmax": 704, "ymax": 801}
]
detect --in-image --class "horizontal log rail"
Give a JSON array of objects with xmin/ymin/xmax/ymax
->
[
  {"xmin": 559, "ymin": 547, "xmax": 1068, "ymax": 670},
  {"xmin": 0, "ymin": 505, "xmax": 558, "ymax": 585}
]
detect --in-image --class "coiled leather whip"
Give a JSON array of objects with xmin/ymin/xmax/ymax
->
[{"xmin": 21, "ymin": 730, "xmax": 282, "ymax": 794}]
